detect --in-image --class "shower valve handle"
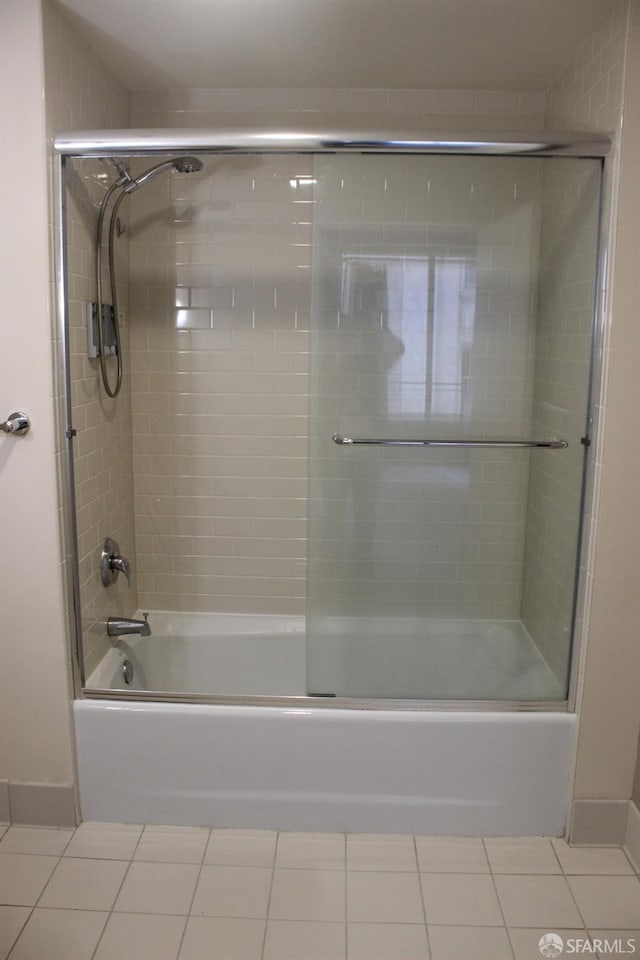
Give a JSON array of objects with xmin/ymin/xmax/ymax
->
[
  {"xmin": 100, "ymin": 537, "xmax": 132, "ymax": 587},
  {"xmin": 110, "ymin": 555, "xmax": 132, "ymax": 585}
]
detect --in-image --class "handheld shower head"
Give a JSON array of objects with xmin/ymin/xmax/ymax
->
[
  {"xmin": 173, "ymin": 157, "xmax": 203, "ymax": 174},
  {"xmin": 123, "ymin": 156, "xmax": 203, "ymax": 193},
  {"xmin": 94, "ymin": 154, "xmax": 204, "ymax": 398}
]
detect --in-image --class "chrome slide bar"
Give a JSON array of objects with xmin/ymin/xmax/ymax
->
[{"xmin": 332, "ymin": 434, "xmax": 568, "ymax": 449}]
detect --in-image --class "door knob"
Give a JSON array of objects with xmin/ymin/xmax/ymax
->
[{"xmin": 1, "ymin": 412, "xmax": 30, "ymax": 436}]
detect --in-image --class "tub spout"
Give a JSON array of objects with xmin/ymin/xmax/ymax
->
[{"xmin": 107, "ymin": 614, "xmax": 151, "ymax": 638}]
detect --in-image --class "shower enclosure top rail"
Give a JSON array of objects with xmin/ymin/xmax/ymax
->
[
  {"xmin": 332, "ymin": 434, "xmax": 569, "ymax": 449},
  {"xmin": 53, "ymin": 128, "xmax": 611, "ymax": 158}
]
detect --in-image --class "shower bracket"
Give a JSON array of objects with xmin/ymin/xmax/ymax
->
[{"xmin": 86, "ymin": 302, "xmax": 117, "ymax": 359}]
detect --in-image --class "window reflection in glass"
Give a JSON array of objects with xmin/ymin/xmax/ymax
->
[{"xmin": 340, "ymin": 253, "xmax": 476, "ymax": 420}]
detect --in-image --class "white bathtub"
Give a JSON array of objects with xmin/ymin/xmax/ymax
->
[
  {"xmin": 75, "ymin": 700, "xmax": 574, "ymax": 835},
  {"xmin": 86, "ymin": 610, "xmax": 563, "ymax": 701},
  {"xmin": 76, "ymin": 613, "xmax": 576, "ymax": 835}
]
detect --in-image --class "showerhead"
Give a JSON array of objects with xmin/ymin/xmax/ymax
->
[
  {"xmin": 173, "ymin": 157, "xmax": 204, "ymax": 174},
  {"xmin": 123, "ymin": 156, "xmax": 203, "ymax": 192}
]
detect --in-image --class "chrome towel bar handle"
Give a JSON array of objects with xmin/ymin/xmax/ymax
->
[
  {"xmin": 332, "ymin": 434, "xmax": 568, "ymax": 449},
  {"xmin": 1, "ymin": 412, "xmax": 30, "ymax": 436}
]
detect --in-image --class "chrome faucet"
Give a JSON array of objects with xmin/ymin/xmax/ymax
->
[{"xmin": 107, "ymin": 613, "xmax": 151, "ymax": 638}]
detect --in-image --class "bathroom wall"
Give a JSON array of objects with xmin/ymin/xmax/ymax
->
[
  {"xmin": 0, "ymin": 0, "xmax": 75, "ymax": 819},
  {"xmin": 43, "ymin": 1, "xmax": 137, "ymax": 679},
  {"xmin": 125, "ymin": 88, "xmax": 545, "ymax": 618},
  {"xmin": 545, "ymin": 0, "xmax": 640, "ymax": 841}
]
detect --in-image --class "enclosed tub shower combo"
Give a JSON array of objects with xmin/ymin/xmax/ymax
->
[{"xmin": 55, "ymin": 129, "xmax": 608, "ymax": 833}]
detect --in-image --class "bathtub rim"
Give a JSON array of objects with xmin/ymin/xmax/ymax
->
[{"xmin": 81, "ymin": 686, "xmax": 569, "ymax": 712}]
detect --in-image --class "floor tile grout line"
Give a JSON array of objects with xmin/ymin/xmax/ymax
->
[
  {"xmin": 343, "ymin": 834, "xmax": 348, "ymax": 959},
  {"xmin": 414, "ymin": 835, "xmax": 433, "ymax": 960},
  {"xmin": 1, "ymin": 903, "xmax": 194, "ymax": 916},
  {"xmin": 26, "ymin": 851, "xmax": 64, "ymax": 914},
  {"xmin": 87, "ymin": 911, "xmax": 111, "ymax": 960},
  {"xmin": 550, "ymin": 837, "xmax": 640, "ymax": 877},
  {"xmin": 549, "ymin": 836, "xmax": 565, "ymax": 874},
  {"xmin": 59, "ymin": 823, "xmax": 76, "ymax": 857},
  {"xmin": 4, "ymin": 906, "xmax": 35, "ymax": 960},
  {"xmin": 174, "ymin": 825, "xmax": 211, "ymax": 960},
  {"xmin": 89, "ymin": 839, "xmax": 145, "ymax": 960},
  {"xmin": 482, "ymin": 832, "xmax": 592, "ymax": 941},
  {"xmin": 128, "ymin": 822, "xmax": 147, "ymax": 862},
  {"xmin": 619, "ymin": 843, "xmax": 638, "ymax": 874},
  {"xmin": 482, "ymin": 838, "xmax": 517, "ymax": 960},
  {"xmin": 79, "ymin": 824, "xmax": 143, "ymax": 959},
  {"xmin": 563, "ymin": 870, "xmax": 596, "ymax": 933},
  {"xmin": 259, "ymin": 830, "xmax": 279, "ymax": 960},
  {"xmin": 0, "ymin": 824, "xmax": 76, "ymax": 858}
]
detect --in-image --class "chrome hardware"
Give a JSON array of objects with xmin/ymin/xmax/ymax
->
[
  {"xmin": 100, "ymin": 537, "xmax": 132, "ymax": 586},
  {"xmin": 122, "ymin": 659, "xmax": 134, "ymax": 684},
  {"xmin": 54, "ymin": 129, "xmax": 612, "ymax": 159},
  {"xmin": 332, "ymin": 434, "xmax": 568, "ymax": 449},
  {"xmin": 1, "ymin": 412, "xmax": 30, "ymax": 436},
  {"xmin": 107, "ymin": 615, "xmax": 152, "ymax": 638}
]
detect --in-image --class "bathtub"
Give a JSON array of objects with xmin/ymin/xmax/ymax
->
[{"xmin": 75, "ymin": 611, "xmax": 576, "ymax": 835}]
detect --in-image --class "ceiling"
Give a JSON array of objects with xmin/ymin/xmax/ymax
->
[{"xmin": 55, "ymin": 0, "xmax": 615, "ymax": 93}]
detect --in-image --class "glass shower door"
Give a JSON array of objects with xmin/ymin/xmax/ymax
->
[{"xmin": 306, "ymin": 153, "xmax": 601, "ymax": 702}]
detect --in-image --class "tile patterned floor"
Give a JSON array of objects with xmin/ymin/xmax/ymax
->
[{"xmin": 0, "ymin": 822, "xmax": 638, "ymax": 959}]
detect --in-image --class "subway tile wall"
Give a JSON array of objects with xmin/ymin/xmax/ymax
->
[
  {"xmin": 546, "ymin": 0, "xmax": 628, "ymax": 132},
  {"xmin": 541, "ymin": 0, "xmax": 630, "ymax": 693},
  {"xmin": 127, "ymin": 156, "xmax": 312, "ymax": 613},
  {"xmin": 43, "ymin": 0, "xmax": 137, "ymax": 679},
  {"xmin": 130, "ymin": 87, "xmax": 546, "ymax": 133},
  {"xmin": 64, "ymin": 158, "xmax": 139, "ymax": 677},
  {"xmin": 521, "ymin": 159, "xmax": 601, "ymax": 687},
  {"xmin": 126, "ymin": 92, "xmax": 546, "ymax": 618}
]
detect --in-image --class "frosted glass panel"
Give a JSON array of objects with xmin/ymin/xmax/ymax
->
[{"xmin": 307, "ymin": 154, "xmax": 601, "ymax": 701}]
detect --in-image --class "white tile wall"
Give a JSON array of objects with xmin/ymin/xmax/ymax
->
[
  {"xmin": 521, "ymin": 158, "xmax": 601, "ymax": 686},
  {"xmin": 64, "ymin": 159, "xmax": 139, "ymax": 674},
  {"xmin": 130, "ymin": 87, "xmax": 546, "ymax": 133},
  {"xmin": 546, "ymin": 0, "xmax": 628, "ymax": 132},
  {"xmin": 43, "ymin": 0, "xmax": 136, "ymax": 678},
  {"xmin": 127, "ymin": 156, "xmax": 312, "ymax": 613}
]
